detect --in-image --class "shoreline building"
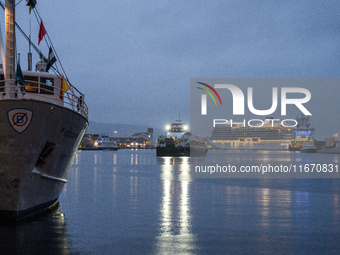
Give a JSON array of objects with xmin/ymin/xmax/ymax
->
[{"xmin": 79, "ymin": 128, "xmax": 154, "ymax": 149}]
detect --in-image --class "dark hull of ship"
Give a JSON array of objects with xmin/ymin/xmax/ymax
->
[
  {"xmin": 156, "ymin": 145, "xmax": 207, "ymax": 157},
  {"xmin": 97, "ymin": 145, "xmax": 118, "ymax": 151},
  {"xmin": 79, "ymin": 147, "xmax": 118, "ymax": 151},
  {"xmin": 300, "ymin": 148, "xmax": 317, "ymax": 153},
  {"xmin": 0, "ymin": 99, "xmax": 88, "ymax": 220},
  {"xmin": 289, "ymin": 145, "xmax": 301, "ymax": 151}
]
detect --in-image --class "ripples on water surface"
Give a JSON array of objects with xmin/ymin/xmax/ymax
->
[{"xmin": 1, "ymin": 149, "xmax": 340, "ymax": 254}]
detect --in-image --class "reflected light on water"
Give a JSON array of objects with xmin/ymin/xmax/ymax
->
[
  {"xmin": 333, "ymin": 194, "xmax": 339, "ymax": 231},
  {"xmin": 259, "ymin": 188, "xmax": 270, "ymax": 218},
  {"xmin": 160, "ymin": 161, "xmax": 173, "ymax": 236},
  {"xmin": 156, "ymin": 156, "xmax": 195, "ymax": 253},
  {"xmin": 112, "ymin": 171, "xmax": 117, "ymax": 202},
  {"xmin": 94, "ymin": 153, "xmax": 103, "ymax": 165},
  {"xmin": 93, "ymin": 166, "xmax": 98, "ymax": 202},
  {"xmin": 164, "ymin": 157, "xmax": 171, "ymax": 165},
  {"xmin": 294, "ymin": 191, "xmax": 311, "ymax": 230},
  {"xmin": 179, "ymin": 181, "xmax": 190, "ymax": 234},
  {"xmin": 74, "ymin": 152, "xmax": 80, "ymax": 165},
  {"xmin": 129, "ymin": 176, "xmax": 138, "ymax": 212},
  {"xmin": 113, "ymin": 153, "xmax": 117, "ymax": 165},
  {"xmin": 73, "ymin": 167, "xmax": 79, "ymax": 203},
  {"xmin": 179, "ymin": 160, "xmax": 191, "ymax": 235},
  {"xmin": 256, "ymin": 187, "xmax": 293, "ymax": 230},
  {"xmin": 130, "ymin": 176, "xmax": 138, "ymax": 198},
  {"xmin": 159, "ymin": 157, "xmax": 193, "ymax": 239},
  {"xmin": 129, "ymin": 154, "xmax": 141, "ymax": 165},
  {"xmin": 160, "ymin": 179, "xmax": 172, "ymax": 235},
  {"xmin": 256, "ymin": 157, "xmax": 292, "ymax": 162}
]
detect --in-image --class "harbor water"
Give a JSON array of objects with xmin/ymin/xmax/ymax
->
[{"xmin": 1, "ymin": 149, "xmax": 340, "ymax": 254}]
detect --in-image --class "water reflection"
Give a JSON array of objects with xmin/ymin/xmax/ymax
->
[
  {"xmin": 0, "ymin": 204, "xmax": 69, "ymax": 254},
  {"xmin": 113, "ymin": 153, "xmax": 117, "ymax": 165},
  {"xmin": 156, "ymin": 156, "xmax": 195, "ymax": 253},
  {"xmin": 256, "ymin": 187, "xmax": 293, "ymax": 230},
  {"xmin": 333, "ymin": 191, "xmax": 339, "ymax": 232},
  {"xmin": 58, "ymin": 150, "xmax": 340, "ymax": 253}
]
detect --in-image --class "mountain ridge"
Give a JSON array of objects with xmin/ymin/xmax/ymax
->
[{"xmin": 86, "ymin": 121, "xmax": 162, "ymax": 138}]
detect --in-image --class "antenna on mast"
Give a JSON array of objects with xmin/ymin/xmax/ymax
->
[{"xmin": 176, "ymin": 113, "xmax": 182, "ymax": 123}]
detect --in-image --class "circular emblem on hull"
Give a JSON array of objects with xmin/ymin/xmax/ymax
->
[{"xmin": 7, "ymin": 108, "xmax": 33, "ymax": 134}]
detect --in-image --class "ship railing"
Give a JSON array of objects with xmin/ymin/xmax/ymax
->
[{"xmin": 0, "ymin": 78, "xmax": 88, "ymax": 118}]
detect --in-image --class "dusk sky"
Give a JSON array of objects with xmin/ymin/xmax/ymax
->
[{"xmin": 4, "ymin": 1, "xmax": 340, "ymax": 135}]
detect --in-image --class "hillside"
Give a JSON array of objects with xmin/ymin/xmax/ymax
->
[{"xmin": 86, "ymin": 121, "xmax": 163, "ymax": 139}]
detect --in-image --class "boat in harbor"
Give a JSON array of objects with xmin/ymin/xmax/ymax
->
[
  {"xmin": 94, "ymin": 135, "xmax": 118, "ymax": 150},
  {"xmin": 156, "ymin": 120, "xmax": 207, "ymax": 156},
  {"xmin": 317, "ymin": 138, "xmax": 340, "ymax": 154},
  {"xmin": 300, "ymin": 142, "xmax": 317, "ymax": 153},
  {"xmin": 0, "ymin": 1, "xmax": 88, "ymax": 220}
]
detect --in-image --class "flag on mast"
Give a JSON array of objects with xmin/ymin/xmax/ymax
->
[
  {"xmin": 15, "ymin": 63, "xmax": 26, "ymax": 95},
  {"xmin": 59, "ymin": 76, "xmax": 70, "ymax": 100},
  {"xmin": 38, "ymin": 21, "xmax": 46, "ymax": 45},
  {"xmin": 26, "ymin": 0, "xmax": 37, "ymax": 14},
  {"xmin": 46, "ymin": 47, "xmax": 56, "ymax": 72}
]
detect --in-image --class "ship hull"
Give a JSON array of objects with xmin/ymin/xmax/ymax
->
[
  {"xmin": 156, "ymin": 145, "xmax": 207, "ymax": 157},
  {"xmin": 209, "ymin": 141, "xmax": 290, "ymax": 151},
  {"xmin": 300, "ymin": 148, "xmax": 317, "ymax": 153},
  {"xmin": 317, "ymin": 146, "xmax": 340, "ymax": 154},
  {"xmin": 0, "ymin": 99, "xmax": 88, "ymax": 220}
]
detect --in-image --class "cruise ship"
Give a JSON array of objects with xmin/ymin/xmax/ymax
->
[{"xmin": 210, "ymin": 117, "xmax": 294, "ymax": 150}]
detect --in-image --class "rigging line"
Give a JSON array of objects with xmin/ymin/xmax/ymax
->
[
  {"xmin": 15, "ymin": 0, "xmax": 23, "ymax": 6},
  {"xmin": 33, "ymin": 8, "xmax": 69, "ymax": 81},
  {"xmin": 0, "ymin": 2, "xmax": 81, "ymax": 94},
  {"xmin": 32, "ymin": 8, "xmax": 64, "ymax": 76},
  {"xmin": 32, "ymin": 10, "xmax": 78, "ymax": 92},
  {"xmin": 0, "ymin": 3, "xmax": 57, "ymax": 76},
  {"xmin": 31, "ymin": 9, "xmax": 59, "ymax": 73},
  {"xmin": 32, "ymin": 7, "xmax": 75, "ymax": 89},
  {"xmin": 0, "ymin": 2, "xmax": 43, "ymax": 59},
  {"xmin": 32, "ymin": 9, "xmax": 51, "ymax": 51}
]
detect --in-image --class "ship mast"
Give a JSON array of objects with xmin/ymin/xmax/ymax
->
[{"xmin": 5, "ymin": 0, "xmax": 15, "ymax": 99}]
